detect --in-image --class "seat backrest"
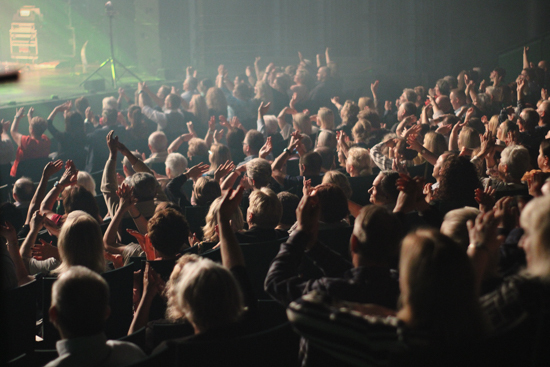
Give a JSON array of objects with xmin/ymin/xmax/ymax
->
[
  {"xmin": 348, "ymin": 175, "xmax": 376, "ymax": 206},
  {"xmin": 40, "ymin": 277, "xmax": 61, "ymax": 349},
  {"xmin": 318, "ymin": 226, "xmax": 353, "ymax": 260},
  {"xmin": 3, "ymin": 280, "xmax": 39, "ymax": 360},
  {"xmin": 184, "ymin": 206, "xmax": 210, "ymax": 240},
  {"xmin": 95, "ymin": 194, "xmax": 109, "ymax": 218},
  {"xmin": 102, "ymin": 264, "xmax": 134, "ymax": 339}
]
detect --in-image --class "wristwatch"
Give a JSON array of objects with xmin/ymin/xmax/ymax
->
[{"xmin": 53, "ymin": 181, "xmax": 60, "ymax": 188}]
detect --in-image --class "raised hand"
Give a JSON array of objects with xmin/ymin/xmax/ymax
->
[
  {"xmin": 15, "ymin": 107, "xmax": 25, "ymax": 119},
  {"xmin": 290, "ymin": 93, "xmax": 298, "ymax": 110},
  {"xmin": 32, "ymin": 239, "xmax": 59, "ymax": 261},
  {"xmin": 43, "ymin": 159, "xmax": 64, "ymax": 179},
  {"xmin": 127, "ymin": 229, "xmax": 156, "ymax": 260},
  {"xmin": 208, "ymin": 116, "xmax": 216, "ymax": 131},
  {"xmin": 475, "ymin": 186, "xmax": 496, "ymax": 212},
  {"xmin": 214, "ymin": 129, "xmax": 225, "ymax": 143},
  {"xmin": 185, "ymin": 162, "xmax": 210, "ymax": 180},
  {"xmin": 467, "ymin": 210, "xmax": 503, "ymax": 255},
  {"xmin": 255, "ymin": 56, "xmax": 261, "ymax": 65},
  {"xmin": 219, "ymin": 185, "xmax": 245, "ymax": 222},
  {"xmin": 186, "ymin": 121, "xmax": 196, "ymax": 137},
  {"xmin": 58, "ymin": 160, "xmax": 78, "ymax": 188},
  {"xmin": 370, "ymin": 80, "xmax": 379, "ymax": 95},
  {"xmin": 331, "ymin": 96, "xmax": 340, "ymax": 106},
  {"xmin": 0, "ymin": 221, "xmax": 17, "ymax": 245},
  {"xmin": 106, "ymin": 130, "xmax": 119, "ymax": 156},
  {"xmin": 258, "ymin": 102, "xmax": 271, "ymax": 116},
  {"xmin": 245, "ymin": 66, "xmax": 253, "ymax": 77},
  {"xmin": 295, "ymin": 189, "xmax": 320, "ymax": 250},
  {"xmin": 143, "ymin": 262, "xmax": 165, "ymax": 296},
  {"xmin": 494, "ymin": 197, "xmax": 518, "ymax": 230},
  {"xmin": 384, "ymin": 100, "xmax": 392, "ymax": 112},
  {"xmin": 219, "ymin": 115, "xmax": 230, "ymax": 129},
  {"xmin": 230, "ymin": 117, "xmax": 244, "ymax": 131},
  {"xmin": 214, "ymin": 160, "xmax": 235, "ymax": 183},
  {"xmin": 27, "ymin": 107, "xmax": 34, "ymax": 121},
  {"xmin": 302, "ymin": 176, "xmax": 312, "ymax": 197},
  {"xmin": 116, "ymin": 182, "xmax": 137, "ymax": 211},
  {"xmin": 259, "ymin": 136, "xmax": 272, "ymax": 159},
  {"xmin": 29, "ymin": 210, "xmax": 45, "ymax": 232}
]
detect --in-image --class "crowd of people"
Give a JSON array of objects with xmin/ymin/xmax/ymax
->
[{"xmin": 1, "ymin": 45, "xmax": 550, "ymax": 366}]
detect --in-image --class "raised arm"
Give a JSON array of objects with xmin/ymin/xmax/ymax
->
[
  {"xmin": 27, "ymin": 160, "xmax": 64, "ymax": 224},
  {"xmin": 103, "ymin": 183, "xmax": 138, "ymax": 254},
  {"xmin": 40, "ymin": 161, "xmax": 78, "ymax": 216},
  {"xmin": 1, "ymin": 221, "xmax": 34, "ymax": 285},
  {"xmin": 10, "ymin": 107, "xmax": 25, "ymax": 147},
  {"xmin": 523, "ymin": 46, "xmax": 529, "ymax": 70},
  {"xmin": 19, "ymin": 211, "xmax": 45, "ymax": 272},
  {"xmin": 218, "ymin": 186, "xmax": 246, "ymax": 269},
  {"xmin": 272, "ymin": 133, "xmax": 301, "ymax": 186},
  {"xmin": 167, "ymin": 132, "xmax": 194, "ymax": 154}
]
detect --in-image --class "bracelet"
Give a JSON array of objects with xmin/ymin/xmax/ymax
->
[{"xmin": 131, "ymin": 213, "xmax": 142, "ymax": 220}]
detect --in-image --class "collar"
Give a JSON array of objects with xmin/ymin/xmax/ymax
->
[{"xmin": 56, "ymin": 332, "xmax": 109, "ymax": 358}]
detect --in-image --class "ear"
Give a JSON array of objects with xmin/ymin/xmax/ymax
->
[
  {"xmin": 148, "ymin": 144, "xmax": 153, "ymax": 152},
  {"xmin": 349, "ymin": 234, "xmax": 359, "ymax": 255},
  {"xmin": 49, "ymin": 305, "xmax": 58, "ymax": 326},
  {"xmin": 247, "ymin": 212, "xmax": 254, "ymax": 223},
  {"xmin": 166, "ymin": 167, "xmax": 171, "ymax": 177}
]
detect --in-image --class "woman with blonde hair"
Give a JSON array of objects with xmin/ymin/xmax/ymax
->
[
  {"xmin": 322, "ymin": 170, "xmax": 352, "ymax": 199},
  {"xmin": 205, "ymin": 87, "xmax": 228, "ymax": 119},
  {"xmin": 200, "ymin": 196, "xmax": 244, "ymax": 252},
  {"xmin": 207, "ymin": 143, "xmax": 231, "ymax": 176},
  {"xmin": 346, "ymin": 146, "xmax": 373, "ymax": 177},
  {"xmin": 188, "ymin": 94, "xmax": 209, "ymax": 137}
]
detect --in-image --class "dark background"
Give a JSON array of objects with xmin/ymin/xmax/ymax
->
[{"xmin": 2, "ymin": 0, "xmax": 550, "ymax": 95}]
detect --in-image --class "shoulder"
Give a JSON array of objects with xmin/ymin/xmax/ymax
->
[{"xmin": 106, "ymin": 339, "xmax": 147, "ymax": 358}]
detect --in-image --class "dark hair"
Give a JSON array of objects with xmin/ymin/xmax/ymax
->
[
  {"xmin": 65, "ymin": 111, "xmax": 85, "ymax": 135},
  {"xmin": 437, "ymin": 155, "xmax": 481, "ymax": 203},
  {"xmin": 379, "ymin": 171, "xmax": 400, "ymax": 203},
  {"xmin": 0, "ymin": 202, "xmax": 24, "ymax": 233},
  {"xmin": 227, "ymin": 129, "xmax": 245, "ymax": 149},
  {"xmin": 62, "ymin": 185, "xmax": 101, "ymax": 222},
  {"xmin": 102, "ymin": 108, "xmax": 118, "ymax": 126},
  {"xmin": 277, "ymin": 192, "xmax": 299, "ymax": 225},
  {"xmin": 359, "ymin": 110, "xmax": 381, "ymax": 129},
  {"xmin": 541, "ymin": 139, "xmax": 550, "ymax": 158},
  {"xmin": 493, "ymin": 67, "xmax": 506, "ymax": 79},
  {"xmin": 314, "ymin": 146, "xmax": 336, "ymax": 171},
  {"xmin": 129, "ymin": 172, "xmax": 158, "ymax": 202},
  {"xmin": 244, "ymin": 130, "xmax": 265, "ymax": 154},
  {"xmin": 314, "ymin": 184, "xmax": 349, "ymax": 224},
  {"xmin": 128, "ymin": 105, "xmax": 149, "ymax": 140},
  {"xmin": 521, "ymin": 108, "xmax": 539, "ymax": 131},
  {"xmin": 299, "ymin": 151, "xmax": 322, "ymax": 175},
  {"xmin": 166, "ymin": 94, "xmax": 181, "ymax": 109},
  {"xmin": 13, "ymin": 177, "xmax": 35, "ymax": 202},
  {"xmin": 194, "ymin": 178, "xmax": 221, "ymax": 207},
  {"xmin": 401, "ymin": 102, "xmax": 417, "ymax": 117},
  {"xmin": 436, "ymin": 79, "xmax": 451, "ymax": 96},
  {"xmin": 74, "ymin": 97, "xmax": 89, "ymax": 114},
  {"xmin": 147, "ymin": 208, "xmax": 189, "ymax": 257}
]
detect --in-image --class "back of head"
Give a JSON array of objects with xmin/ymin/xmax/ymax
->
[
  {"xmin": 202, "ymin": 197, "xmax": 244, "ymax": 242},
  {"xmin": 193, "ymin": 177, "xmax": 221, "ymax": 206},
  {"xmin": 316, "ymin": 130, "xmax": 337, "ymax": 150},
  {"xmin": 248, "ymin": 188, "xmax": 282, "ymax": 229},
  {"xmin": 458, "ymin": 127, "xmax": 481, "ymax": 150},
  {"xmin": 520, "ymin": 108, "xmax": 539, "ymax": 131},
  {"xmin": 174, "ymin": 257, "xmax": 244, "ymax": 332},
  {"xmin": 148, "ymin": 208, "xmax": 189, "ymax": 258},
  {"xmin": 440, "ymin": 207, "xmax": 480, "ymax": 249},
  {"xmin": 342, "ymin": 101, "xmax": 361, "ymax": 126},
  {"xmin": 51, "ymin": 266, "xmax": 109, "ymax": 338},
  {"xmin": 401, "ymin": 102, "xmax": 417, "ymax": 117},
  {"xmin": 400, "ymin": 229, "xmax": 485, "ymax": 344},
  {"xmin": 76, "ymin": 171, "xmax": 97, "ymax": 196},
  {"xmin": 188, "ymin": 138, "xmax": 209, "ymax": 158},
  {"xmin": 378, "ymin": 170, "xmax": 401, "ymax": 204},
  {"xmin": 166, "ymin": 93, "xmax": 182, "ymax": 110},
  {"xmin": 74, "ymin": 97, "xmax": 89, "ymax": 114},
  {"xmin": 102, "ymin": 96, "xmax": 117, "ymax": 110},
  {"xmin": 205, "ymin": 87, "xmax": 228, "ymax": 111},
  {"xmin": 299, "ymin": 151, "xmax": 322, "ymax": 175},
  {"xmin": 359, "ymin": 110, "xmax": 381, "ymax": 129},
  {"xmin": 314, "ymin": 184, "xmax": 349, "ymax": 224},
  {"xmin": 403, "ymin": 88, "xmax": 418, "ymax": 103},
  {"xmin": 520, "ymin": 195, "xmax": 550, "ymax": 277},
  {"xmin": 346, "ymin": 146, "xmax": 372, "ymax": 176},
  {"xmin": 122, "ymin": 151, "xmax": 142, "ymax": 176},
  {"xmin": 423, "ymin": 132, "xmax": 447, "ymax": 157},
  {"xmin": 322, "ymin": 170, "xmax": 352, "ymax": 199},
  {"xmin": 314, "ymin": 146, "xmax": 336, "ymax": 171},
  {"xmin": 438, "ymin": 155, "xmax": 481, "ymax": 202},
  {"xmin": 30, "ymin": 117, "xmax": 47, "ymax": 136},
  {"xmin": 318, "ymin": 107, "xmax": 335, "ymax": 130},
  {"xmin": 436, "ymin": 78, "xmax": 451, "ymax": 96},
  {"xmin": 148, "ymin": 131, "xmax": 168, "ymax": 153},
  {"xmin": 500, "ymin": 145, "xmax": 530, "ymax": 181},
  {"xmin": 209, "ymin": 143, "xmax": 231, "ymax": 169},
  {"xmin": 292, "ymin": 113, "xmax": 312, "ymax": 135},
  {"xmin": 65, "ymin": 111, "xmax": 84, "ymax": 134},
  {"xmin": 62, "ymin": 185, "xmax": 100, "ymax": 221},
  {"xmin": 165, "ymin": 152, "xmax": 188, "ymax": 178},
  {"xmin": 246, "ymin": 158, "xmax": 272, "ymax": 188},
  {"xmin": 353, "ymin": 205, "xmax": 403, "ymax": 264},
  {"xmin": 129, "ymin": 172, "xmax": 158, "ymax": 202},
  {"xmin": 102, "ymin": 108, "xmax": 118, "ymax": 126},
  {"xmin": 13, "ymin": 177, "xmax": 35, "ymax": 203},
  {"xmin": 358, "ymin": 97, "xmax": 374, "ymax": 111},
  {"xmin": 277, "ymin": 191, "xmax": 300, "ymax": 226},
  {"xmin": 244, "ymin": 130, "xmax": 265, "ymax": 155},
  {"xmin": 57, "ymin": 212, "xmax": 105, "ymax": 274}
]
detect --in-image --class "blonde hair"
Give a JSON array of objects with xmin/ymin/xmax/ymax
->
[
  {"xmin": 317, "ymin": 107, "xmax": 335, "ymax": 130},
  {"xmin": 322, "ymin": 170, "xmax": 352, "ymax": 199},
  {"xmin": 458, "ymin": 127, "xmax": 481, "ymax": 151},
  {"xmin": 352, "ymin": 119, "xmax": 372, "ymax": 143},
  {"xmin": 205, "ymin": 87, "xmax": 228, "ymax": 113},
  {"xmin": 55, "ymin": 211, "xmax": 105, "ymax": 275},
  {"xmin": 247, "ymin": 188, "xmax": 282, "ymax": 228},
  {"xmin": 208, "ymin": 144, "xmax": 231, "ymax": 172},
  {"xmin": 292, "ymin": 113, "xmax": 312, "ymax": 135},
  {"xmin": 346, "ymin": 147, "xmax": 372, "ymax": 176},
  {"xmin": 520, "ymin": 195, "xmax": 550, "ymax": 277},
  {"xmin": 423, "ymin": 132, "xmax": 447, "ymax": 157},
  {"xmin": 254, "ymin": 80, "xmax": 273, "ymax": 104},
  {"xmin": 165, "ymin": 254, "xmax": 201, "ymax": 322},
  {"xmin": 202, "ymin": 197, "xmax": 244, "ymax": 242},
  {"xmin": 487, "ymin": 115, "xmax": 500, "ymax": 136},
  {"xmin": 358, "ymin": 97, "xmax": 375, "ymax": 111},
  {"xmin": 188, "ymin": 94, "xmax": 209, "ymax": 126},
  {"xmin": 77, "ymin": 171, "xmax": 96, "ymax": 196},
  {"xmin": 440, "ymin": 207, "xmax": 480, "ymax": 249},
  {"xmin": 188, "ymin": 138, "xmax": 209, "ymax": 158}
]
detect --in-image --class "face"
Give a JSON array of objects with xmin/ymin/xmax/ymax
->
[
  {"xmin": 434, "ymin": 85, "xmax": 441, "ymax": 96},
  {"xmin": 538, "ymin": 147, "xmax": 548, "ymax": 170},
  {"xmin": 317, "ymin": 67, "xmax": 328, "ymax": 82},
  {"xmin": 157, "ymin": 87, "xmax": 165, "ymax": 99},
  {"xmin": 521, "ymin": 70, "xmax": 529, "ymax": 81},
  {"xmin": 368, "ymin": 174, "xmax": 386, "ymax": 205},
  {"xmin": 433, "ymin": 153, "xmax": 448, "ymax": 180},
  {"xmin": 519, "ymin": 225, "xmax": 539, "ymax": 271}
]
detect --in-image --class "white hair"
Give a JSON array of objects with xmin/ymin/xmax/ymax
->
[{"xmin": 165, "ymin": 153, "xmax": 188, "ymax": 178}]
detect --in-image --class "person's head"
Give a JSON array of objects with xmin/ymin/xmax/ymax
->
[
  {"xmin": 209, "ymin": 143, "xmax": 231, "ymax": 171},
  {"xmin": 352, "ymin": 119, "xmax": 372, "ymax": 143},
  {"xmin": 351, "ymin": 205, "xmax": 403, "ymax": 267},
  {"xmin": 314, "ymin": 146, "xmax": 336, "ymax": 172},
  {"xmin": 61, "ymin": 185, "xmax": 101, "ymax": 222},
  {"xmin": 156, "ymin": 85, "xmax": 171, "ymax": 100},
  {"xmin": 397, "ymin": 102, "xmax": 416, "ymax": 121},
  {"xmin": 491, "ymin": 67, "xmax": 506, "ymax": 82},
  {"xmin": 165, "ymin": 152, "xmax": 188, "ymax": 178},
  {"xmin": 423, "ymin": 132, "xmax": 447, "ymax": 157},
  {"xmin": 262, "ymin": 115, "xmax": 279, "ymax": 136},
  {"xmin": 496, "ymin": 120, "xmax": 519, "ymax": 143},
  {"xmin": 127, "ymin": 105, "xmax": 143, "ymax": 126},
  {"xmin": 456, "ymin": 71, "xmax": 469, "ymax": 91},
  {"xmin": 538, "ymin": 139, "xmax": 550, "ymax": 171},
  {"xmin": 50, "ymin": 266, "xmax": 109, "ymax": 339},
  {"xmin": 76, "ymin": 171, "xmax": 96, "ymax": 196},
  {"xmin": 432, "ymin": 151, "xmax": 451, "ymax": 180},
  {"xmin": 368, "ymin": 171, "xmax": 400, "ymax": 207},
  {"xmin": 102, "ymin": 96, "xmax": 117, "ymax": 110},
  {"xmin": 64, "ymin": 111, "xmax": 84, "ymax": 135},
  {"xmin": 434, "ymin": 78, "xmax": 450, "ymax": 96},
  {"xmin": 277, "ymin": 191, "xmax": 300, "ymax": 228},
  {"xmin": 205, "ymin": 87, "xmax": 227, "ymax": 112},
  {"xmin": 164, "ymin": 93, "xmax": 182, "ymax": 110},
  {"xmin": 440, "ymin": 207, "xmax": 480, "ymax": 250},
  {"xmin": 398, "ymin": 229, "xmax": 485, "ymax": 343},
  {"xmin": 316, "ymin": 130, "xmax": 337, "ymax": 150},
  {"xmin": 314, "ymin": 184, "xmax": 349, "ymax": 224},
  {"xmin": 274, "ymin": 74, "xmax": 292, "ymax": 93},
  {"xmin": 188, "ymin": 94, "xmax": 209, "ymax": 125},
  {"xmin": 486, "ymin": 115, "xmax": 500, "ymax": 136},
  {"xmin": 341, "ymin": 100, "xmax": 361, "ymax": 126},
  {"xmin": 357, "ymin": 97, "xmax": 374, "ymax": 112},
  {"xmin": 226, "ymin": 129, "xmax": 245, "ymax": 151},
  {"xmin": 56, "ymin": 212, "xmax": 105, "ymax": 274},
  {"xmin": 400, "ymin": 88, "xmax": 417, "ymax": 104},
  {"xmin": 437, "ymin": 154, "xmax": 481, "ymax": 202},
  {"xmin": 322, "ymin": 170, "xmax": 352, "ymax": 199},
  {"xmin": 518, "ymin": 108, "xmax": 539, "ymax": 132},
  {"xmin": 187, "ymin": 138, "xmax": 209, "ymax": 159},
  {"xmin": 346, "ymin": 147, "xmax": 372, "ymax": 177},
  {"xmin": 246, "ymin": 158, "xmax": 272, "ymax": 189},
  {"xmin": 233, "ymin": 83, "xmax": 252, "ymax": 101},
  {"xmin": 520, "ymin": 195, "xmax": 550, "ymax": 277},
  {"xmin": 128, "ymin": 172, "xmax": 158, "ymax": 202},
  {"xmin": 457, "ymin": 127, "xmax": 481, "ymax": 151},
  {"xmin": 499, "ymin": 145, "xmax": 530, "ymax": 182},
  {"xmin": 193, "ymin": 177, "xmax": 221, "ymax": 207},
  {"xmin": 360, "ymin": 110, "xmax": 381, "ymax": 130},
  {"xmin": 148, "ymin": 208, "xmax": 189, "ymax": 258},
  {"xmin": 294, "ymin": 68, "xmax": 308, "ymax": 85},
  {"xmin": 299, "ymin": 151, "xmax": 322, "ymax": 176},
  {"xmin": 449, "ymin": 89, "xmax": 467, "ymax": 110},
  {"xmin": 247, "ymin": 188, "xmax": 282, "ymax": 229},
  {"xmin": 316, "ymin": 107, "xmax": 334, "ymax": 130},
  {"xmin": 12, "ymin": 177, "xmax": 34, "ymax": 204},
  {"xmin": 243, "ymin": 130, "xmax": 264, "ymax": 157},
  {"xmin": 292, "ymin": 113, "xmax": 312, "ymax": 135},
  {"xmin": 198, "ymin": 79, "xmax": 214, "ymax": 96},
  {"xmin": 202, "ymin": 197, "xmax": 244, "ymax": 242},
  {"xmin": 435, "ymin": 95, "xmax": 452, "ymax": 114},
  {"xmin": 122, "ymin": 151, "xmax": 142, "ymax": 177},
  {"xmin": 317, "ymin": 66, "xmax": 329, "ymax": 82},
  {"xmin": 254, "ymin": 81, "xmax": 273, "ymax": 104},
  {"xmin": 74, "ymin": 97, "xmax": 89, "ymax": 115},
  {"xmin": 183, "ymin": 77, "xmax": 198, "ymax": 92},
  {"xmin": 102, "ymin": 108, "xmax": 118, "ymax": 127},
  {"xmin": 537, "ymin": 100, "xmax": 550, "ymax": 126},
  {"xmin": 148, "ymin": 131, "xmax": 168, "ymax": 154},
  {"xmin": 0, "ymin": 202, "xmax": 24, "ymax": 234},
  {"xmin": 173, "ymin": 256, "xmax": 244, "ymax": 333},
  {"xmin": 29, "ymin": 116, "xmax": 47, "ymax": 137}
]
